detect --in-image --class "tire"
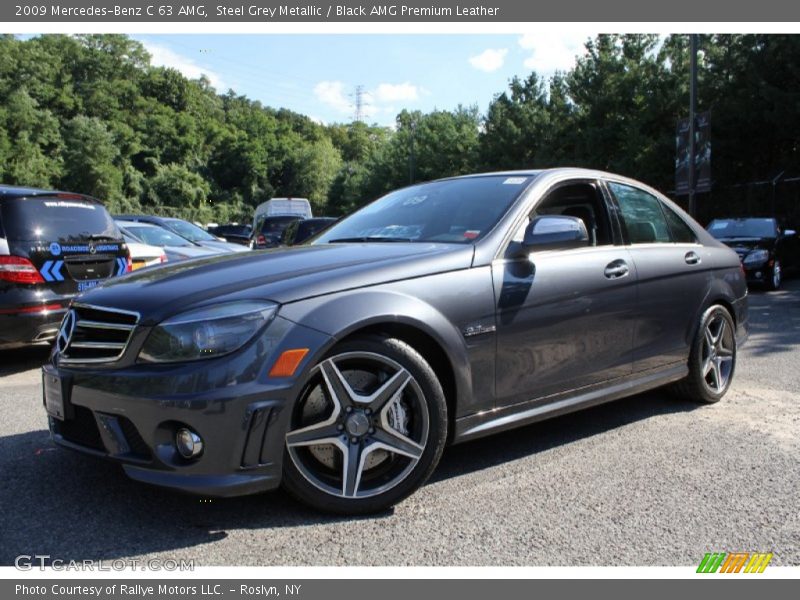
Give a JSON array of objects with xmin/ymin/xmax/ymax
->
[
  {"xmin": 282, "ymin": 335, "xmax": 447, "ymax": 514},
  {"xmin": 672, "ymin": 305, "xmax": 737, "ymax": 404},
  {"xmin": 766, "ymin": 259, "xmax": 781, "ymax": 291}
]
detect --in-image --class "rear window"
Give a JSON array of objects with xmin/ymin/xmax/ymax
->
[
  {"xmin": 0, "ymin": 196, "xmax": 119, "ymax": 242},
  {"xmin": 261, "ymin": 216, "xmax": 302, "ymax": 234}
]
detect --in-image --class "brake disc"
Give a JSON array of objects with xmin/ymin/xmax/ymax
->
[{"xmin": 302, "ymin": 368, "xmax": 410, "ymax": 471}]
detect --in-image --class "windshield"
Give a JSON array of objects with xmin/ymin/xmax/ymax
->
[
  {"xmin": 124, "ymin": 225, "xmax": 193, "ymax": 247},
  {"xmin": 708, "ymin": 218, "xmax": 778, "ymax": 239},
  {"xmin": 165, "ymin": 219, "xmax": 217, "ymax": 242},
  {"xmin": 1, "ymin": 196, "xmax": 120, "ymax": 242},
  {"xmin": 314, "ymin": 175, "xmax": 532, "ymax": 244}
]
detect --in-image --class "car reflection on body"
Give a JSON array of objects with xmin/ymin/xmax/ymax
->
[{"xmin": 44, "ymin": 169, "xmax": 748, "ymax": 514}]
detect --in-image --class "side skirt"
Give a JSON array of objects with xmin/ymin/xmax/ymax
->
[{"xmin": 453, "ymin": 363, "xmax": 688, "ymax": 444}]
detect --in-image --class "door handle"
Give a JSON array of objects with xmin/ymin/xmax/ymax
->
[
  {"xmin": 604, "ymin": 260, "xmax": 629, "ymax": 279},
  {"xmin": 685, "ymin": 251, "xmax": 701, "ymax": 265}
]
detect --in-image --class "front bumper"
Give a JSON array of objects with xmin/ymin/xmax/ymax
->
[
  {"xmin": 46, "ymin": 315, "xmax": 333, "ymax": 497},
  {"xmin": 743, "ymin": 263, "xmax": 773, "ymax": 285}
]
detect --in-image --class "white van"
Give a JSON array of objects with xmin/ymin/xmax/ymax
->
[{"xmin": 251, "ymin": 198, "xmax": 313, "ymax": 249}]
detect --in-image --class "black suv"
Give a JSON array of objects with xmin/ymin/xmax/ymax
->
[
  {"xmin": 706, "ymin": 217, "xmax": 799, "ymax": 290},
  {"xmin": 0, "ymin": 185, "xmax": 130, "ymax": 349}
]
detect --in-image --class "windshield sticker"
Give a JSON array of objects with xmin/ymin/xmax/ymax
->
[
  {"xmin": 503, "ymin": 177, "xmax": 527, "ymax": 185},
  {"xmin": 43, "ymin": 201, "xmax": 96, "ymax": 210},
  {"xmin": 463, "ymin": 230, "xmax": 480, "ymax": 240},
  {"xmin": 49, "ymin": 242, "xmax": 62, "ymax": 256}
]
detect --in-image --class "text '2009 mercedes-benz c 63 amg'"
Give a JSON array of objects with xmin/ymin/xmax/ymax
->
[{"xmin": 43, "ymin": 169, "xmax": 748, "ymax": 514}]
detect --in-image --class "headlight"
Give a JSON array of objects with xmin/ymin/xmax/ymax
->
[
  {"xmin": 138, "ymin": 301, "xmax": 278, "ymax": 363},
  {"xmin": 743, "ymin": 249, "xmax": 769, "ymax": 266}
]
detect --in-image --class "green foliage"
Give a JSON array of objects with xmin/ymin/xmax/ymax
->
[{"xmin": 2, "ymin": 34, "xmax": 800, "ymax": 224}]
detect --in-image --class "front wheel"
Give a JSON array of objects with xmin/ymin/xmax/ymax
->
[
  {"xmin": 282, "ymin": 336, "xmax": 447, "ymax": 514},
  {"xmin": 766, "ymin": 259, "xmax": 781, "ymax": 291},
  {"xmin": 673, "ymin": 305, "xmax": 737, "ymax": 404}
]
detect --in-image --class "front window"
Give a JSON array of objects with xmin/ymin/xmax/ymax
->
[
  {"xmin": 166, "ymin": 219, "xmax": 218, "ymax": 242},
  {"xmin": 707, "ymin": 218, "xmax": 778, "ymax": 239},
  {"xmin": 125, "ymin": 225, "xmax": 194, "ymax": 248},
  {"xmin": 314, "ymin": 175, "xmax": 532, "ymax": 245}
]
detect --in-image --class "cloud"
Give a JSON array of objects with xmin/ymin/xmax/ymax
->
[
  {"xmin": 313, "ymin": 80, "xmax": 351, "ymax": 113},
  {"xmin": 313, "ymin": 80, "xmax": 418, "ymax": 121},
  {"xmin": 373, "ymin": 82, "xmax": 420, "ymax": 103},
  {"xmin": 141, "ymin": 41, "xmax": 225, "ymax": 89},
  {"xmin": 469, "ymin": 48, "xmax": 508, "ymax": 72},
  {"xmin": 518, "ymin": 33, "xmax": 586, "ymax": 73}
]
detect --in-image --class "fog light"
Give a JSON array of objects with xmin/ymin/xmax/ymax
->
[
  {"xmin": 755, "ymin": 271, "xmax": 762, "ymax": 278},
  {"xmin": 175, "ymin": 428, "xmax": 203, "ymax": 459}
]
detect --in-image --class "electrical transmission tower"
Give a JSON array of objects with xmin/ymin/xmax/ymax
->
[{"xmin": 351, "ymin": 85, "xmax": 370, "ymax": 123}]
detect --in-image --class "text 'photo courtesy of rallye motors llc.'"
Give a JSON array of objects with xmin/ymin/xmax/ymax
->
[{"xmin": 0, "ymin": 185, "xmax": 131, "ymax": 349}]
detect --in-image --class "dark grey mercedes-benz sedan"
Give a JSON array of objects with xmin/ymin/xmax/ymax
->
[{"xmin": 43, "ymin": 169, "xmax": 748, "ymax": 514}]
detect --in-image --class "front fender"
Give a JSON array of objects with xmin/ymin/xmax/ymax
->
[{"xmin": 279, "ymin": 289, "xmax": 475, "ymax": 419}]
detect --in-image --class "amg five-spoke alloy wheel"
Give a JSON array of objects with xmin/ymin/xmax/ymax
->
[
  {"xmin": 282, "ymin": 336, "xmax": 447, "ymax": 514},
  {"xmin": 673, "ymin": 304, "xmax": 737, "ymax": 403}
]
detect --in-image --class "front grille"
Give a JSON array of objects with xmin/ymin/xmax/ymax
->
[
  {"xmin": 53, "ymin": 405, "xmax": 105, "ymax": 451},
  {"xmin": 58, "ymin": 303, "xmax": 139, "ymax": 364}
]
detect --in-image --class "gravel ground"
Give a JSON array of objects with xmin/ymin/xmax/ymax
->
[{"xmin": 1, "ymin": 281, "xmax": 798, "ymax": 566}]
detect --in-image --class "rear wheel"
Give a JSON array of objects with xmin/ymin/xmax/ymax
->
[
  {"xmin": 282, "ymin": 336, "xmax": 447, "ymax": 514},
  {"xmin": 673, "ymin": 305, "xmax": 736, "ymax": 404}
]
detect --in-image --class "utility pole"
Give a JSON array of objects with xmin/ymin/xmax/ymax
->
[{"xmin": 688, "ymin": 34, "xmax": 698, "ymax": 218}]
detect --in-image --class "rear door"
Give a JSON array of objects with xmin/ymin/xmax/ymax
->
[
  {"xmin": 604, "ymin": 180, "xmax": 710, "ymax": 372},
  {"xmin": 1, "ymin": 195, "xmax": 130, "ymax": 296}
]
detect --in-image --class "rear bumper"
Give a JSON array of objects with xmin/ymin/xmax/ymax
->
[{"xmin": 0, "ymin": 306, "xmax": 67, "ymax": 349}]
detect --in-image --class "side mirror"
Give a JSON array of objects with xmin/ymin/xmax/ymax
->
[{"xmin": 518, "ymin": 215, "xmax": 589, "ymax": 255}]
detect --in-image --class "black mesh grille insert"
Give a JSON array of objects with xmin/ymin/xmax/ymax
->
[
  {"xmin": 53, "ymin": 405, "xmax": 104, "ymax": 451},
  {"xmin": 116, "ymin": 416, "xmax": 152, "ymax": 460}
]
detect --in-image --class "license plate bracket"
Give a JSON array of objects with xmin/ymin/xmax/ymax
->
[{"xmin": 42, "ymin": 366, "xmax": 73, "ymax": 420}]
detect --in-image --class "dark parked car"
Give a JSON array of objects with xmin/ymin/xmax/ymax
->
[
  {"xmin": 1, "ymin": 185, "xmax": 130, "ymax": 349},
  {"xmin": 207, "ymin": 224, "xmax": 252, "ymax": 247},
  {"xmin": 281, "ymin": 217, "xmax": 337, "ymax": 246},
  {"xmin": 44, "ymin": 169, "xmax": 748, "ymax": 514},
  {"xmin": 115, "ymin": 215, "xmax": 248, "ymax": 254},
  {"xmin": 251, "ymin": 215, "xmax": 304, "ymax": 249},
  {"xmin": 706, "ymin": 217, "xmax": 798, "ymax": 290}
]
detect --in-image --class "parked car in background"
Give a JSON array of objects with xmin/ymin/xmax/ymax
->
[
  {"xmin": 281, "ymin": 217, "xmax": 337, "ymax": 246},
  {"xmin": 207, "ymin": 223, "xmax": 252, "ymax": 246},
  {"xmin": 116, "ymin": 220, "xmax": 217, "ymax": 263},
  {"xmin": 251, "ymin": 215, "xmax": 304, "ymax": 249},
  {"xmin": 44, "ymin": 169, "xmax": 748, "ymax": 514},
  {"xmin": 115, "ymin": 215, "xmax": 248, "ymax": 254},
  {"xmin": 123, "ymin": 236, "xmax": 168, "ymax": 271},
  {"xmin": 0, "ymin": 185, "xmax": 130, "ymax": 349},
  {"xmin": 706, "ymin": 217, "xmax": 798, "ymax": 290}
]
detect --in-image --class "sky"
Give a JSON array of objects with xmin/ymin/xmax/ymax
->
[{"xmin": 131, "ymin": 34, "xmax": 592, "ymax": 126}]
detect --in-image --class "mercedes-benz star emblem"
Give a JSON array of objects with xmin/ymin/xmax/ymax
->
[{"xmin": 57, "ymin": 309, "xmax": 77, "ymax": 354}]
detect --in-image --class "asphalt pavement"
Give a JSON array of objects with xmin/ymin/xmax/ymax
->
[{"xmin": 1, "ymin": 281, "xmax": 798, "ymax": 566}]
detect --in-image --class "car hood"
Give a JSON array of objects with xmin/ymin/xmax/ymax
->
[
  {"xmin": 77, "ymin": 242, "xmax": 474, "ymax": 324},
  {"xmin": 716, "ymin": 237, "xmax": 775, "ymax": 256}
]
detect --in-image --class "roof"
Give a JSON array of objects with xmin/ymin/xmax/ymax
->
[{"xmin": 0, "ymin": 184, "xmax": 99, "ymax": 203}]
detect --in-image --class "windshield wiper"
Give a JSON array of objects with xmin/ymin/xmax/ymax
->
[{"xmin": 328, "ymin": 236, "xmax": 415, "ymax": 243}]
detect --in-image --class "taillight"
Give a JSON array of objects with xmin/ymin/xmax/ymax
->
[
  {"xmin": 0, "ymin": 256, "xmax": 45, "ymax": 284},
  {"xmin": 257, "ymin": 235, "xmax": 266, "ymax": 246},
  {"xmin": 159, "ymin": 253, "xmax": 167, "ymax": 263},
  {"xmin": 126, "ymin": 255, "xmax": 133, "ymax": 273}
]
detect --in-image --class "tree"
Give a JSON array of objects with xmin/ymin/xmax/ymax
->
[{"xmin": 61, "ymin": 116, "xmax": 122, "ymax": 202}]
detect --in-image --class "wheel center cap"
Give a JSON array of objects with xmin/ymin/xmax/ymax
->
[{"xmin": 345, "ymin": 412, "xmax": 370, "ymax": 437}]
